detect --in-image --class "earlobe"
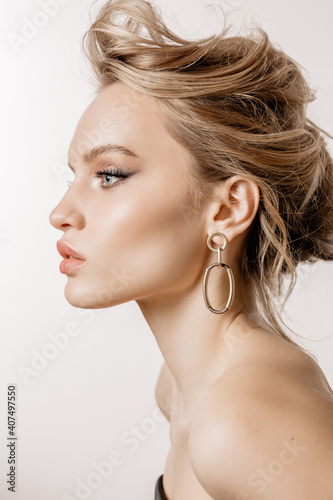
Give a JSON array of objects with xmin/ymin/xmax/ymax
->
[{"xmin": 206, "ymin": 175, "xmax": 260, "ymax": 243}]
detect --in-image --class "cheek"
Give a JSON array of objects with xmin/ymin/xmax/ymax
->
[{"xmin": 87, "ymin": 184, "xmax": 204, "ymax": 296}]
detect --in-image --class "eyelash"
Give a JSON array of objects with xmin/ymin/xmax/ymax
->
[
  {"xmin": 66, "ymin": 167, "xmax": 131, "ymax": 190},
  {"xmin": 95, "ymin": 167, "xmax": 130, "ymax": 189}
]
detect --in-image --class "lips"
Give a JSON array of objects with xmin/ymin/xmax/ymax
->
[{"xmin": 56, "ymin": 240, "xmax": 85, "ymax": 261}]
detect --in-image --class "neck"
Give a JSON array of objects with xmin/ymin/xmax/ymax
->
[{"xmin": 136, "ymin": 268, "xmax": 266, "ymax": 418}]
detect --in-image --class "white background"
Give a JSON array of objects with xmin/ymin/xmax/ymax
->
[{"xmin": 0, "ymin": 1, "xmax": 332, "ymax": 499}]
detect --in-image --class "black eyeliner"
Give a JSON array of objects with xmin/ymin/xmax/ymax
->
[{"xmin": 95, "ymin": 167, "xmax": 134, "ymax": 189}]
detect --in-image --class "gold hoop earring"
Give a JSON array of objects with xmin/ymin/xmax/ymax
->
[{"xmin": 202, "ymin": 232, "xmax": 235, "ymax": 314}]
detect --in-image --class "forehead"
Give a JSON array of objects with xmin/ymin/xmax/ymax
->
[{"xmin": 68, "ymin": 82, "xmax": 167, "ymax": 162}]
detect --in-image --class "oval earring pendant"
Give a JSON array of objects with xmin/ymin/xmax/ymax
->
[{"xmin": 203, "ymin": 262, "xmax": 235, "ymax": 314}]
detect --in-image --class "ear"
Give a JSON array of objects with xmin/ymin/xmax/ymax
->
[{"xmin": 205, "ymin": 175, "xmax": 260, "ymax": 244}]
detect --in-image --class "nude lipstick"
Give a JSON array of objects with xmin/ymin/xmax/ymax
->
[{"xmin": 56, "ymin": 240, "xmax": 86, "ymax": 275}]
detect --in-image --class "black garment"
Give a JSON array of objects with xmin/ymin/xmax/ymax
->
[{"xmin": 154, "ymin": 474, "xmax": 167, "ymax": 500}]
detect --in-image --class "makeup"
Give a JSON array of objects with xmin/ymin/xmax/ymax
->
[{"xmin": 57, "ymin": 240, "xmax": 86, "ymax": 275}]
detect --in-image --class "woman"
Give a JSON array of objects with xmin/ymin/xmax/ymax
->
[{"xmin": 49, "ymin": 0, "xmax": 333, "ymax": 498}]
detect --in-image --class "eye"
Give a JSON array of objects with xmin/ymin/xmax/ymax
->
[
  {"xmin": 95, "ymin": 168, "xmax": 127, "ymax": 189},
  {"xmin": 95, "ymin": 167, "xmax": 132, "ymax": 189},
  {"xmin": 64, "ymin": 165, "xmax": 135, "ymax": 190}
]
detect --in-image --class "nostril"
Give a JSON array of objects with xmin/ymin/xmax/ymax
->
[{"xmin": 48, "ymin": 202, "xmax": 85, "ymax": 231}]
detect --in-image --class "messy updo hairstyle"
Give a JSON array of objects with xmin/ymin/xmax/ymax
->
[{"xmin": 82, "ymin": 0, "xmax": 333, "ymax": 350}]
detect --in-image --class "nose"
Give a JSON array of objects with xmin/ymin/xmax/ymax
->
[{"xmin": 49, "ymin": 195, "xmax": 85, "ymax": 232}]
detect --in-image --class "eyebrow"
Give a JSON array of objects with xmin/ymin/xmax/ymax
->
[{"xmin": 68, "ymin": 144, "xmax": 138, "ymax": 170}]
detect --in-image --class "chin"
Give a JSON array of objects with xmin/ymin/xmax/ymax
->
[
  {"xmin": 63, "ymin": 281, "xmax": 129, "ymax": 309},
  {"xmin": 63, "ymin": 282, "xmax": 99, "ymax": 309}
]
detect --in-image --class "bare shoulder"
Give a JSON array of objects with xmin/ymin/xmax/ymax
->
[{"xmin": 188, "ymin": 334, "xmax": 333, "ymax": 500}]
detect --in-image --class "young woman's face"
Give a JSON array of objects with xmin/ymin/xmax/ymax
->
[{"xmin": 49, "ymin": 82, "xmax": 209, "ymax": 309}]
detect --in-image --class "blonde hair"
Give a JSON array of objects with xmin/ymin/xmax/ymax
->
[{"xmin": 82, "ymin": 0, "xmax": 333, "ymax": 350}]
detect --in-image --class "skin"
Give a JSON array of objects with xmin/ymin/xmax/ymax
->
[{"xmin": 49, "ymin": 81, "xmax": 333, "ymax": 500}]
